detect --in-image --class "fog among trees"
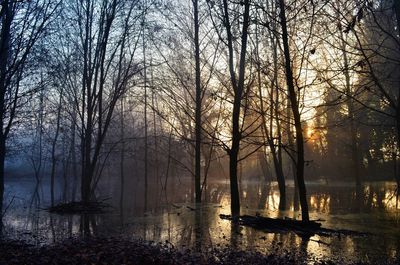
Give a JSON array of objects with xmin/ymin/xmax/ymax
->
[{"xmin": 1, "ymin": 0, "xmax": 400, "ymax": 264}]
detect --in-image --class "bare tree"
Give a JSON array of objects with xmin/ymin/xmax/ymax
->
[
  {"xmin": 149, "ymin": 0, "xmax": 222, "ymax": 202},
  {"xmin": 278, "ymin": 0, "xmax": 309, "ymax": 221},
  {"xmin": 254, "ymin": 1, "xmax": 287, "ymax": 210},
  {"xmin": 61, "ymin": 0, "xmax": 142, "ymax": 203},
  {"xmin": 221, "ymin": 0, "xmax": 251, "ymax": 217},
  {"xmin": 0, "ymin": 0, "xmax": 59, "ymax": 230},
  {"xmin": 193, "ymin": 0, "xmax": 202, "ymax": 203},
  {"xmin": 50, "ymin": 87, "xmax": 64, "ymax": 207}
]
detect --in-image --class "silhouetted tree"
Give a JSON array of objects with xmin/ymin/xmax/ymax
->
[
  {"xmin": 0, "ymin": 0, "xmax": 59, "ymax": 231},
  {"xmin": 278, "ymin": 0, "xmax": 309, "ymax": 221}
]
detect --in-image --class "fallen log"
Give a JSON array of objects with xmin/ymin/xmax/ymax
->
[{"xmin": 219, "ymin": 214, "xmax": 366, "ymax": 237}]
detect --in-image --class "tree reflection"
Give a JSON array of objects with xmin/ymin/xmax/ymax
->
[{"xmin": 80, "ymin": 214, "xmax": 97, "ymax": 238}]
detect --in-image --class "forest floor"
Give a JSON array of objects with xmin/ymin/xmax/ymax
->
[{"xmin": 0, "ymin": 236, "xmax": 395, "ymax": 265}]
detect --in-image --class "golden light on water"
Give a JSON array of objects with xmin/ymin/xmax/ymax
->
[
  {"xmin": 384, "ymin": 190, "xmax": 399, "ymax": 210},
  {"xmin": 310, "ymin": 194, "xmax": 331, "ymax": 213},
  {"xmin": 265, "ymin": 191, "xmax": 281, "ymax": 213}
]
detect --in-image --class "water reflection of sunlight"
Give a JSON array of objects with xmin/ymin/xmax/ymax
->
[
  {"xmin": 219, "ymin": 195, "xmax": 231, "ymax": 215},
  {"xmin": 306, "ymin": 236, "xmax": 327, "ymax": 263},
  {"xmin": 310, "ymin": 194, "xmax": 331, "ymax": 213},
  {"xmin": 265, "ymin": 191, "xmax": 280, "ymax": 213},
  {"xmin": 384, "ymin": 190, "xmax": 399, "ymax": 210},
  {"xmin": 364, "ymin": 185, "xmax": 370, "ymax": 196},
  {"xmin": 343, "ymin": 237, "xmax": 356, "ymax": 257},
  {"xmin": 4, "ymin": 178, "xmax": 400, "ymax": 263}
]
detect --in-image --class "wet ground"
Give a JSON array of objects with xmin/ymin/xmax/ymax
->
[
  {"xmin": 0, "ymin": 236, "xmax": 361, "ymax": 265},
  {"xmin": 1, "ymin": 177, "xmax": 400, "ymax": 264}
]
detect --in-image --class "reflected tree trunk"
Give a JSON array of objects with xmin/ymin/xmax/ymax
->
[
  {"xmin": 230, "ymin": 221, "xmax": 240, "ymax": 248},
  {"xmin": 50, "ymin": 214, "xmax": 56, "ymax": 243},
  {"xmin": 299, "ymin": 235, "xmax": 310, "ymax": 263},
  {"xmin": 194, "ymin": 205, "xmax": 202, "ymax": 252},
  {"xmin": 81, "ymin": 214, "xmax": 90, "ymax": 237},
  {"xmin": 80, "ymin": 214, "xmax": 97, "ymax": 238},
  {"xmin": 67, "ymin": 215, "xmax": 73, "ymax": 238}
]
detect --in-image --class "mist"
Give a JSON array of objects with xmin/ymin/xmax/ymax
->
[{"xmin": 0, "ymin": 0, "xmax": 399, "ymax": 264}]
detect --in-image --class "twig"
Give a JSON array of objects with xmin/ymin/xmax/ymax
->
[
  {"xmin": 2, "ymin": 195, "xmax": 16, "ymax": 217},
  {"xmin": 310, "ymin": 238, "xmax": 330, "ymax": 246}
]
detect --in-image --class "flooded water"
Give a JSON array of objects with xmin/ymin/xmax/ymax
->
[{"xmin": 2, "ymin": 176, "xmax": 400, "ymax": 264}]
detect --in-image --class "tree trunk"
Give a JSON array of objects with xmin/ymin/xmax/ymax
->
[
  {"xmin": 229, "ymin": 135, "xmax": 241, "ymax": 217},
  {"xmin": 0, "ymin": 137, "xmax": 5, "ymax": 233},
  {"xmin": 150, "ymin": 61, "xmax": 160, "ymax": 189},
  {"xmin": 256, "ymin": 14, "xmax": 286, "ymax": 210},
  {"xmin": 142, "ymin": 9, "xmax": 148, "ymax": 210},
  {"xmin": 287, "ymin": 95, "xmax": 298, "ymax": 211},
  {"xmin": 0, "ymin": 0, "xmax": 13, "ymax": 232},
  {"xmin": 50, "ymin": 89, "xmax": 63, "ymax": 207},
  {"xmin": 79, "ymin": 0, "xmax": 120, "ymax": 204},
  {"xmin": 339, "ymin": 27, "xmax": 360, "ymax": 186},
  {"xmin": 222, "ymin": 0, "xmax": 250, "ymax": 218},
  {"xmin": 81, "ymin": 113, "xmax": 94, "ymax": 203},
  {"xmin": 164, "ymin": 128, "xmax": 173, "ymax": 191},
  {"xmin": 120, "ymin": 98, "xmax": 125, "ymax": 220},
  {"xmin": 194, "ymin": 0, "xmax": 202, "ymax": 204},
  {"xmin": 394, "ymin": 0, "xmax": 400, "ymax": 200},
  {"xmin": 81, "ymin": 164, "xmax": 92, "ymax": 203},
  {"xmin": 272, "ymin": 35, "xmax": 286, "ymax": 211},
  {"xmin": 396, "ymin": 115, "xmax": 400, "ymax": 199},
  {"xmin": 278, "ymin": 0, "xmax": 309, "ymax": 221},
  {"xmin": 81, "ymin": 124, "xmax": 93, "ymax": 203},
  {"xmin": 268, "ymin": 75, "xmax": 286, "ymax": 210},
  {"xmin": 271, "ymin": 142, "xmax": 286, "ymax": 210},
  {"xmin": 71, "ymin": 108, "xmax": 78, "ymax": 201}
]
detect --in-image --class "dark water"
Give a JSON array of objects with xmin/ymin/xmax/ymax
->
[{"xmin": 2, "ymin": 176, "xmax": 400, "ymax": 264}]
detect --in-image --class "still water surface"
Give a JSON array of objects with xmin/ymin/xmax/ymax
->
[{"xmin": 2, "ymin": 177, "xmax": 400, "ymax": 264}]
